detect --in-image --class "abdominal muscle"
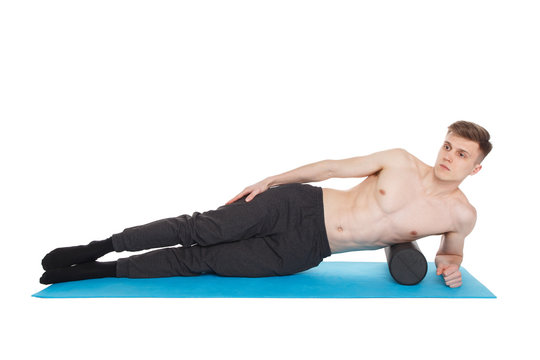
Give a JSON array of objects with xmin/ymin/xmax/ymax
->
[
  {"xmin": 322, "ymin": 179, "xmax": 384, "ymax": 253},
  {"xmin": 320, "ymin": 155, "xmax": 460, "ymax": 254},
  {"xmin": 321, "ymin": 175, "xmax": 423, "ymax": 254}
]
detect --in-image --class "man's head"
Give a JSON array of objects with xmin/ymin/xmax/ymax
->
[{"xmin": 434, "ymin": 121, "xmax": 492, "ymax": 182}]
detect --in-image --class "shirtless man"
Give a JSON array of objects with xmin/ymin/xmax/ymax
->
[
  {"xmin": 40, "ymin": 121, "xmax": 492, "ymax": 288},
  {"xmin": 236, "ymin": 121, "xmax": 492, "ymax": 288}
]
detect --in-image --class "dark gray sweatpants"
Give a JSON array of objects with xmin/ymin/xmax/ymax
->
[{"xmin": 111, "ymin": 183, "xmax": 332, "ymax": 278}]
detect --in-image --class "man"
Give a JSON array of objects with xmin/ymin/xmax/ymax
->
[{"xmin": 40, "ymin": 121, "xmax": 492, "ymax": 288}]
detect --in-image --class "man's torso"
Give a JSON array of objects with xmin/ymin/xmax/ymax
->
[{"xmin": 322, "ymin": 152, "xmax": 473, "ymax": 253}]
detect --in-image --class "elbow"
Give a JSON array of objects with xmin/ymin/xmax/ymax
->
[{"xmin": 321, "ymin": 159, "xmax": 334, "ymax": 181}]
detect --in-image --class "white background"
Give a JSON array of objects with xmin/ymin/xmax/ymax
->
[{"xmin": 1, "ymin": 1, "xmax": 539, "ymax": 359}]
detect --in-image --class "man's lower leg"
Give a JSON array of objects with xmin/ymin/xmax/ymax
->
[
  {"xmin": 41, "ymin": 237, "xmax": 114, "ymax": 270},
  {"xmin": 39, "ymin": 261, "xmax": 117, "ymax": 284}
]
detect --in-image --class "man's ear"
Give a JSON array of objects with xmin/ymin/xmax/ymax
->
[{"xmin": 470, "ymin": 164, "xmax": 482, "ymax": 175}]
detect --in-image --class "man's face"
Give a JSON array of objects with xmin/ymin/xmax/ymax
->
[{"xmin": 434, "ymin": 132, "xmax": 483, "ymax": 181}]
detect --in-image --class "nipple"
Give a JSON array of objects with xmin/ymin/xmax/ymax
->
[
  {"xmin": 410, "ymin": 230, "xmax": 418, "ymax": 236},
  {"xmin": 379, "ymin": 189, "xmax": 386, "ymax": 195}
]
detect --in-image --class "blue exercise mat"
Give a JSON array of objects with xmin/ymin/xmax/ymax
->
[{"xmin": 32, "ymin": 262, "xmax": 495, "ymax": 299}]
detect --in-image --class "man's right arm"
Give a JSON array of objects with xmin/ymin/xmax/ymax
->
[
  {"xmin": 325, "ymin": 148, "xmax": 406, "ymax": 179},
  {"xmin": 226, "ymin": 148, "xmax": 406, "ymax": 204},
  {"xmin": 225, "ymin": 160, "xmax": 331, "ymax": 204}
]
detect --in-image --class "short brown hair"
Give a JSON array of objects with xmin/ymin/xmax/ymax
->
[{"xmin": 447, "ymin": 121, "xmax": 492, "ymax": 162}]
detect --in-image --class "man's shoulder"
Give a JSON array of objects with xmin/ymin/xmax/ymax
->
[
  {"xmin": 378, "ymin": 148, "xmax": 412, "ymax": 163},
  {"xmin": 451, "ymin": 192, "xmax": 477, "ymax": 232},
  {"xmin": 454, "ymin": 189, "xmax": 476, "ymax": 211},
  {"xmin": 386, "ymin": 147, "xmax": 412, "ymax": 159},
  {"xmin": 383, "ymin": 148, "xmax": 423, "ymax": 170}
]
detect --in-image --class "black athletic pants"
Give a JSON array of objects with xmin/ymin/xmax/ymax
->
[{"xmin": 111, "ymin": 183, "xmax": 332, "ymax": 278}]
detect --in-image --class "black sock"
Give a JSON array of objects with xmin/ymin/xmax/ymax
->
[
  {"xmin": 41, "ymin": 237, "xmax": 114, "ymax": 270},
  {"xmin": 40, "ymin": 261, "xmax": 117, "ymax": 284}
]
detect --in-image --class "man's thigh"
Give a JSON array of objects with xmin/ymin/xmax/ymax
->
[{"xmin": 203, "ymin": 229, "xmax": 323, "ymax": 277}]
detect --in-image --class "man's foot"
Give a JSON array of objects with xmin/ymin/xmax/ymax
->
[
  {"xmin": 41, "ymin": 237, "xmax": 114, "ymax": 270},
  {"xmin": 39, "ymin": 261, "xmax": 117, "ymax": 284}
]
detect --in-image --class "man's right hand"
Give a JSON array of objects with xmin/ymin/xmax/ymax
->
[{"xmin": 226, "ymin": 178, "xmax": 272, "ymax": 205}]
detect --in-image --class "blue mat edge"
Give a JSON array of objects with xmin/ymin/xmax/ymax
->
[{"xmin": 32, "ymin": 261, "xmax": 496, "ymax": 299}]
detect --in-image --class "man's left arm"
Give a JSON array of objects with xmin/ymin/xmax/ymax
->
[{"xmin": 435, "ymin": 207, "xmax": 477, "ymax": 288}]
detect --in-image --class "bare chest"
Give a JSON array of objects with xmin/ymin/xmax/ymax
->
[
  {"xmin": 372, "ymin": 175, "xmax": 455, "ymax": 240},
  {"xmin": 374, "ymin": 184, "xmax": 454, "ymax": 239},
  {"xmin": 323, "ymin": 170, "xmax": 457, "ymax": 252}
]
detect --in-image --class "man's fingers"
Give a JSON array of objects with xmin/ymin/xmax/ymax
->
[
  {"xmin": 227, "ymin": 188, "xmax": 251, "ymax": 205},
  {"xmin": 227, "ymin": 194, "xmax": 242, "ymax": 205},
  {"xmin": 445, "ymin": 278, "xmax": 462, "ymax": 288},
  {"xmin": 443, "ymin": 269, "xmax": 457, "ymax": 277},
  {"xmin": 437, "ymin": 266, "xmax": 448, "ymax": 276},
  {"xmin": 439, "ymin": 264, "xmax": 459, "ymax": 277},
  {"xmin": 226, "ymin": 194, "xmax": 241, "ymax": 205},
  {"xmin": 443, "ymin": 271, "xmax": 461, "ymax": 281},
  {"xmin": 245, "ymin": 190, "xmax": 259, "ymax": 202},
  {"xmin": 437, "ymin": 264, "xmax": 462, "ymax": 288}
]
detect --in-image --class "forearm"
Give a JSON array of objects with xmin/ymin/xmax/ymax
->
[
  {"xmin": 267, "ymin": 160, "xmax": 332, "ymax": 186},
  {"xmin": 435, "ymin": 254, "xmax": 463, "ymax": 268}
]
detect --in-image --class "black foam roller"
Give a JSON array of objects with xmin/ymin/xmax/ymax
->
[{"xmin": 384, "ymin": 241, "xmax": 428, "ymax": 285}]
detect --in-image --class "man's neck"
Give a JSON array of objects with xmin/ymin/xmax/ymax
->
[{"xmin": 421, "ymin": 167, "xmax": 461, "ymax": 198}]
